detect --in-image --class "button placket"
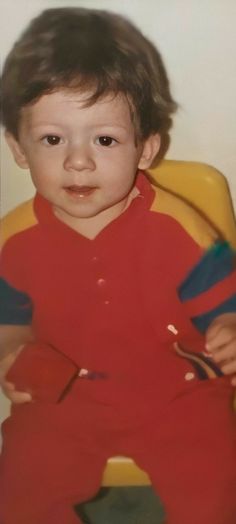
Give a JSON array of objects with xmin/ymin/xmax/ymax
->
[
  {"xmin": 97, "ymin": 278, "xmax": 106, "ymax": 287},
  {"xmin": 92, "ymin": 254, "xmax": 110, "ymax": 306}
]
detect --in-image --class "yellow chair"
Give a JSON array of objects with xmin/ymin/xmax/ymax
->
[
  {"xmin": 102, "ymin": 159, "xmax": 236, "ymax": 487},
  {"xmin": 148, "ymin": 160, "xmax": 236, "ymax": 248}
]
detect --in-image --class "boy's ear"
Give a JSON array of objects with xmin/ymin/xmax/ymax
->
[
  {"xmin": 5, "ymin": 132, "xmax": 29, "ymax": 169},
  {"xmin": 138, "ymin": 133, "xmax": 161, "ymax": 170}
]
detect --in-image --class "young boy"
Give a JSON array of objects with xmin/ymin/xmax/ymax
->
[{"xmin": 0, "ymin": 8, "xmax": 236, "ymax": 524}]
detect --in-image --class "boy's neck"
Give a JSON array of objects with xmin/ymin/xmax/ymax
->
[{"xmin": 53, "ymin": 186, "xmax": 140, "ymax": 240}]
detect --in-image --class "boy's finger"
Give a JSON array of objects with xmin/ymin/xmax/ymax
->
[
  {"xmin": 1, "ymin": 380, "xmax": 15, "ymax": 392},
  {"xmin": 231, "ymin": 375, "xmax": 236, "ymax": 386},
  {"xmin": 205, "ymin": 321, "xmax": 222, "ymax": 344},
  {"xmin": 2, "ymin": 388, "xmax": 32, "ymax": 403},
  {"xmin": 221, "ymin": 360, "xmax": 236, "ymax": 375},
  {"xmin": 1, "ymin": 380, "xmax": 32, "ymax": 403},
  {"xmin": 9, "ymin": 392, "xmax": 32, "ymax": 404},
  {"xmin": 206, "ymin": 329, "xmax": 236, "ymax": 352},
  {"xmin": 206, "ymin": 321, "xmax": 222, "ymax": 340},
  {"xmin": 206, "ymin": 313, "xmax": 236, "ymax": 348},
  {"xmin": 212, "ymin": 342, "xmax": 236, "ymax": 364}
]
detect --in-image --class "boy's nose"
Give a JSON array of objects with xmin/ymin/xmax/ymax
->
[{"xmin": 63, "ymin": 145, "xmax": 95, "ymax": 172}]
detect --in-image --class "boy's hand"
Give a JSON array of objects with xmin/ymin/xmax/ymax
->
[
  {"xmin": 0, "ymin": 346, "xmax": 32, "ymax": 403},
  {"xmin": 206, "ymin": 313, "xmax": 236, "ymax": 386}
]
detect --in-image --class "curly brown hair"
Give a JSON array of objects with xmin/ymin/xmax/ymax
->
[{"xmin": 1, "ymin": 7, "xmax": 177, "ymax": 140}]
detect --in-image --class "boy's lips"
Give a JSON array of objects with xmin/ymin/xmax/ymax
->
[{"xmin": 64, "ymin": 185, "xmax": 96, "ymax": 197}]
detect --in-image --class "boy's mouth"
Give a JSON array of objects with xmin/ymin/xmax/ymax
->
[{"xmin": 64, "ymin": 185, "xmax": 96, "ymax": 197}]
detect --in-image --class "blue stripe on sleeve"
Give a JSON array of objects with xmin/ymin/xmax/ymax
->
[
  {"xmin": 178, "ymin": 241, "xmax": 236, "ymax": 301},
  {"xmin": 0, "ymin": 278, "xmax": 32, "ymax": 325},
  {"xmin": 191, "ymin": 294, "xmax": 236, "ymax": 333}
]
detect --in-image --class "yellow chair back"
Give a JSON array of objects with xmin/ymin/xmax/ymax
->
[{"xmin": 147, "ymin": 160, "xmax": 236, "ymax": 248}]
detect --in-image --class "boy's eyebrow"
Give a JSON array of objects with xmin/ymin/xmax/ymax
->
[
  {"xmin": 28, "ymin": 122, "xmax": 129, "ymax": 132},
  {"xmin": 91, "ymin": 123, "xmax": 129, "ymax": 131}
]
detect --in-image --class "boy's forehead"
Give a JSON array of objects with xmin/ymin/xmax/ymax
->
[{"xmin": 20, "ymin": 89, "xmax": 133, "ymax": 127}]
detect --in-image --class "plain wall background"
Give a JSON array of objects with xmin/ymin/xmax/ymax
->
[{"xmin": 0, "ymin": 0, "xmax": 236, "ymax": 423}]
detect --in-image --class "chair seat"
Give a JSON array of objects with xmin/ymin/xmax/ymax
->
[{"xmin": 102, "ymin": 456, "xmax": 150, "ymax": 486}]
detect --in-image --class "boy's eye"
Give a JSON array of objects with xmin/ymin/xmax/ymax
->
[
  {"xmin": 97, "ymin": 136, "xmax": 116, "ymax": 147},
  {"xmin": 42, "ymin": 135, "xmax": 61, "ymax": 146}
]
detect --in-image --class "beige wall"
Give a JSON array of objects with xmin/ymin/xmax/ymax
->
[{"xmin": 0, "ymin": 0, "xmax": 236, "ymax": 424}]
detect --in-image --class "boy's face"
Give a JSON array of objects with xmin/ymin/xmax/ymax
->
[{"xmin": 7, "ymin": 90, "xmax": 160, "ymax": 231}]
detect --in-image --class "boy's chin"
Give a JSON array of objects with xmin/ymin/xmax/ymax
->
[
  {"xmin": 53, "ymin": 204, "xmax": 106, "ymax": 221},
  {"xmin": 52, "ymin": 195, "xmax": 129, "ymax": 226}
]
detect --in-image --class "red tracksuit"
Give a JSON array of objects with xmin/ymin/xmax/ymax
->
[{"xmin": 0, "ymin": 173, "xmax": 236, "ymax": 524}]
